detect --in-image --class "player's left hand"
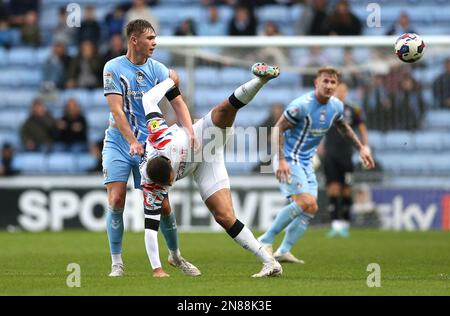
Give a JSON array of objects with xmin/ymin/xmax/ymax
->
[
  {"xmin": 359, "ymin": 145, "xmax": 375, "ymax": 169},
  {"xmin": 130, "ymin": 141, "xmax": 145, "ymax": 157}
]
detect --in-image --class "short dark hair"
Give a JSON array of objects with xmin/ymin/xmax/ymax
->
[
  {"xmin": 316, "ymin": 66, "xmax": 341, "ymax": 81},
  {"xmin": 146, "ymin": 156, "xmax": 172, "ymax": 186},
  {"xmin": 126, "ymin": 19, "xmax": 155, "ymax": 39}
]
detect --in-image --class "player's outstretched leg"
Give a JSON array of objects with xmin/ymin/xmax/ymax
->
[{"xmin": 211, "ymin": 62, "xmax": 280, "ymax": 129}]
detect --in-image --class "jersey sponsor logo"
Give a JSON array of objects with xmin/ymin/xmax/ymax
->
[
  {"xmin": 102, "ymin": 168, "xmax": 108, "ymax": 180},
  {"xmin": 150, "ymin": 119, "xmax": 160, "ymax": 132},
  {"xmin": 136, "ymin": 71, "xmax": 147, "ymax": 86}
]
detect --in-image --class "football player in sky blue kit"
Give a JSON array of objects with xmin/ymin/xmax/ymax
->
[
  {"xmin": 102, "ymin": 19, "xmax": 198, "ymax": 277},
  {"xmin": 258, "ymin": 67, "xmax": 375, "ymax": 263}
]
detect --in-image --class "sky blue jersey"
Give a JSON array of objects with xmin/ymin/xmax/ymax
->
[
  {"xmin": 283, "ymin": 91, "xmax": 344, "ymax": 166},
  {"xmin": 103, "ymin": 55, "xmax": 169, "ymax": 142}
]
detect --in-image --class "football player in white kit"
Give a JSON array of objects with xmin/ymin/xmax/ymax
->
[{"xmin": 140, "ymin": 63, "xmax": 282, "ymax": 277}]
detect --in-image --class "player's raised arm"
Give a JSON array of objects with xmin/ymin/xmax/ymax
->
[
  {"xmin": 105, "ymin": 94, "xmax": 144, "ymax": 157},
  {"xmin": 166, "ymin": 69, "xmax": 197, "ymax": 149}
]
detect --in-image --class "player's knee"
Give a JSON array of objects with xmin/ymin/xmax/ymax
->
[
  {"xmin": 212, "ymin": 209, "xmax": 236, "ymax": 229},
  {"xmin": 109, "ymin": 194, "xmax": 126, "ymax": 209},
  {"xmin": 293, "ymin": 195, "xmax": 318, "ymax": 214}
]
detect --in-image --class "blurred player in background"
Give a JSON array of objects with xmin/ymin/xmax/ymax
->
[
  {"xmin": 140, "ymin": 63, "xmax": 283, "ymax": 278},
  {"xmin": 258, "ymin": 67, "xmax": 375, "ymax": 263},
  {"xmin": 102, "ymin": 19, "xmax": 197, "ymax": 277},
  {"xmin": 321, "ymin": 81, "xmax": 369, "ymax": 238}
]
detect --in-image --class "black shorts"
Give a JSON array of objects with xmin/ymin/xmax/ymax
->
[{"xmin": 323, "ymin": 155, "xmax": 354, "ymax": 185}]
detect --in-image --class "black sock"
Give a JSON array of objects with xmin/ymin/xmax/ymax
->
[
  {"xmin": 328, "ymin": 196, "xmax": 340, "ymax": 221},
  {"xmin": 341, "ymin": 196, "xmax": 353, "ymax": 221}
]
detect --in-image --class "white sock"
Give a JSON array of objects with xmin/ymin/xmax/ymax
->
[
  {"xmin": 234, "ymin": 226, "xmax": 273, "ymax": 264},
  {"xmin": 233, "ymin": 78, "xmax": 265, "ymax": 105},
  {"xmin": 111, "ymin": 254, "xmax": 123, "ymax": 265},
  {"xmin": 142, "ymin": 78, "xmax": 175, "ymax": 114},
  {"xmin": 331, "ymin": 220, "xmax": 340, "ymax": 231},
  {"xmin": 145, "ymin": 229, "xmax": 162, "ymax": 269}
]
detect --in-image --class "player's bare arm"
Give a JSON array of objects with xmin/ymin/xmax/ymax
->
[
  {"xmin": 334, "ymin": 119, "xmax": 375, "ymax": 169},
  {"xmin": 167, "ymin": 69, "xmax": 197, "ymax": 149},
  {"xmin": 273, "ymin": 115, "xmax": 295, "ymax": 183},
  {"xmin": 106, "ymin": 94, "xmax": 144, "ymax": 157}
]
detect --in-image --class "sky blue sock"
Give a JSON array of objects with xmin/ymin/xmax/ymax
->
[
  {"xmin": 160, "ymin": 212, "xmax": 179, "ymax": 251},
  {"xmin": 259, "ymin": 201, "xmax": 301, "ymax": 244},
  {"xmin": 278, "ymin": 211, "xmax": 314, "ymax": 254},
  {"xmin": 106, "ymin": 206, "xmax": 124, "ymax": 255}
]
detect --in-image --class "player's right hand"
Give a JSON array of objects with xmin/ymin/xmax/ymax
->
[
  {"xmin": 276, "ymin": 158, "xmax": 292, "ymax": 183},
  {"xmin": 153, "ymin": 268, "xmax": 170, "ymax": 278},
  {"xmin": 129, "ymin": 141, "xmax": 144, "ymax": 157}
]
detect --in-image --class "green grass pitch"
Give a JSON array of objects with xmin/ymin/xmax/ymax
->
[{"xmin": 1, "ymin": 229, "xmax": 449, "ymax": 295}]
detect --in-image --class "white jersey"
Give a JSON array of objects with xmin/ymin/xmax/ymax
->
[{"xmin": 139, "ymin": 78, "xmax": 231, "ymax": 211}]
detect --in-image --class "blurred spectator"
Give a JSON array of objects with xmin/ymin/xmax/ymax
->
[
  {"xmin": 386, "ymin": 12, "xmax": 416, "ymax": 36},
  {"xmin": 20, "ymin": 99, "xmax": 56, "ymax": 152},
  {"xmin": 56, "ymin": 98, "xmax": 88, "ymax": 152},
  {"xmin": 0, "ymin": 143, "xmax": 18, "ymax": 176},
  {"xmin": 363, "ymin": 74, "xmax": 392, "ymax": 131},
  {"xmin": 228, "ymin": 5, "xmax": 257, "ymax": 36},
  {"xmin": 42, "ymin": 39, "xmax": 72, "ymax": 90},
  {"xmin": 53, "ymin": 6, "xmax": 76, "ymax": 46},
  {"xmin": 298, "ymin": 47, "xmax": 328, "ymax": 87},
  {"xmin": 8, "ymin": 0, "xmax": 39, "ymax": 27},
  {"xmin": 432, "ymin": 58, "xmax": 450, "ymax": 109},
  {"xmin": 20, "ymin": 10, "xmax": 40, "ymax": 46},
  {"xmin": 260, "ymin": 102, "xmax": 284, "ymax": 147},
  {"xmin": 174, "ymin": 19, "xmax": 197, "ymax": 36},
  {"xmin": 391, "ymin": 76, "xmax": 424, "ymax": 130},
  {"xmin": 199, "ymin": 6, "xmax": 226, "ymax": 36},
  {"xmin": 325, "ymin": 0, "xmax": 362, "ymax": 35},
  {"xmin": 89, "ymin": 140, "xmax": 104, "ymax": 173},
  {"xmin": 0, "ymin": 18, "xmax": 18, "ymax": 48},
  {"xmin": 385, "ymin": 64, "xmax": 410, "ymax": 94},
  {"xmin": 296, "ymin": 0, "xmax": 329, "ymax": 36},
  {"xmin": 67, "ymin": 40, "xmax": 103, "ymax": 89},
  {"xmin": 77, "ymin": 6, "xmax": 101, "ymax": 45},
  {"xmin": 341, "ymin": 47, "xmax": 363, "ymax": 88},
  {"xmin": 105, "ymin": 5, "xmax": 125, "ymax": 39},
  {"xmin": 256, "ymin": 21, "xmax": 288, "ymax": 66},
  {"xmin": 254, "ymin": 102, "xmax": 284, "ymax": 172},
  {"xmin": 102, "ymin": 34, "xmax": 126, "ymax": 67},
  {"xmin": 124, "ymin": 0, "xmax": 159, "ymax": 35}
]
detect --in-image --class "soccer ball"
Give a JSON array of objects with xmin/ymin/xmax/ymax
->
[{"xmin": 394, "ymin": 33, "xmax": 425, "ymax": 63}]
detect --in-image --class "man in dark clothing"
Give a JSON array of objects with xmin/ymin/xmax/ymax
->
[{"xmin": 321, "ymin": 82, "xmax": 369, "ymax": 237}]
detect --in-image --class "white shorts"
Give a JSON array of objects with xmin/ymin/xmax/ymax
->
[{"xmin": 192, "ymin": 111, "xmax": 234, "ymax": 201}]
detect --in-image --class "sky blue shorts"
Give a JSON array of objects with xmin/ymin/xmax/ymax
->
[
  {"xmin": 274, "ymin": 158, "xmax": 318, "ymax": 199},
  {"xmin": 102, "ymin": 127, "xmax": 143, "ymax": 189}
]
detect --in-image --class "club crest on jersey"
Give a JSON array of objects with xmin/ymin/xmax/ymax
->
[
  {"xmin": 136, "ymin": 71, "xmax": 146, "ymax": 86},
  {"xmin": 320, "ymin": 110, "xmax": 326, "ymax": 124}
]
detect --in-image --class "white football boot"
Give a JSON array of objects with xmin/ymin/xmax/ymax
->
[
  {"xmin": 109, "ymin": 263, "xmax": 124, "ymax": 277},
  {"xmin": 252, "ymin": 258, "xmax": 283, "ymax": 278},
  {"xmin": 273, "ymin": 251, "xmax": 305, "ymax": 264},
  {"xmin": 168, "ymin": 254, "xmax": 201, "ymax": 277}
]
